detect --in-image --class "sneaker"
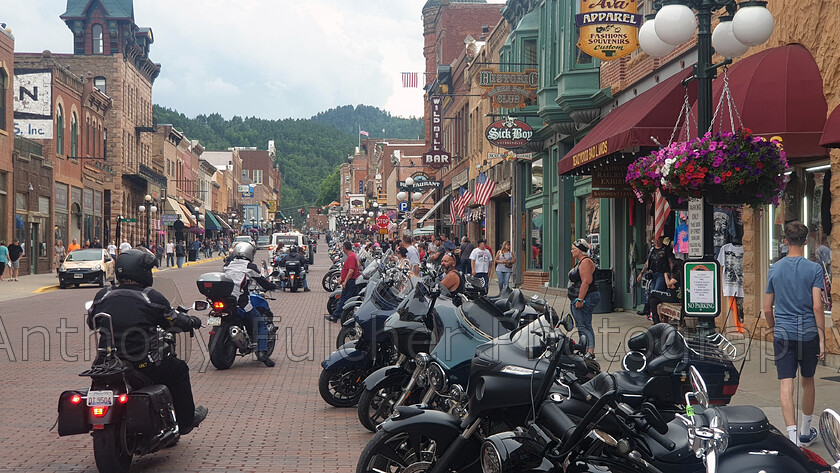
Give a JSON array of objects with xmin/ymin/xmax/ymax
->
[
  {"xmin": 324, "ymin": 314, "xmax": 339, "ymax": 323},
  {"xmin": 800, "ymin": 427, "xmax": 818, "ymax": 447}
]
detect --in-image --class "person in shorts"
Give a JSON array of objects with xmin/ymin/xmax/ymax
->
[{"xmin": 764, "ymin": 221, "xmax": 826, "ymax": 446}]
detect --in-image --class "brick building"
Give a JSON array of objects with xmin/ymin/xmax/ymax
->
[{"xmin": 0, "ymin": 26, "xmax": 13, "ymax": 244}]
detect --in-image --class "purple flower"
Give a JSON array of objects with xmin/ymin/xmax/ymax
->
[{"xmin": 713, "ymin": 176, "xmax": 722, "ymax": 184}]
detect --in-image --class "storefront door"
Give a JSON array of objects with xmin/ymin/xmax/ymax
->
[{"xmin": 29, "ymin": 222, "xmax": 38, "ymax": 275}]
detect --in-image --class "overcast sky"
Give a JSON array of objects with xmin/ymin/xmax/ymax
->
[{"xmin": 1, "ymin": 0, "xmax": 506, "ymax": 120}]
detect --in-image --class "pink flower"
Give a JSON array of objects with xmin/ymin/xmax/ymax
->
[{"xmin": 713, "ymin": 176, "xmax": 722, "ymax": 184}]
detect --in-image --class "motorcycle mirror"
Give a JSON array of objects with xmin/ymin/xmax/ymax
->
[
  {"xmin": 687, "ymin": 365, "xmax": 709, "ymax": 408},
  {"xmin": 84, "ymin": 300, "xmax": 93, "ymax": 311},
  {"xmin": 820, "ymin": 409, "xmax": 840, "ymax": 467},
  {"xmin": 560, "ymin": 313, "xmax": 575, "ymax": 332},
  {"xmin": 192, "ymin": 300, "xmax": 209, "ymax": 312}
]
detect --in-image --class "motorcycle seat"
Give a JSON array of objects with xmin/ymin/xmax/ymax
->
[
  {"xmin": 705, "ymin": 405, "xmax": 770, "ymax": 446},
  {"xmin": 580, "ymin": 371, "xmax": 649, "ymax": 401},
  {"xmin": 627, "ymin": 323, "xmax": 686, "ymax": 376}
]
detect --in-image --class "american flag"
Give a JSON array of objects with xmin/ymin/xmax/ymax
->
[
  {"xmin": 449, "ymin": 196, "xmax": 458, "ymax": 225},
  {"xmin": 654, "ymin": 189, "xmax": 671, "ymax": 239},
  {"xmin": 402, "ymin": 72, "xmax": 419, "ymax": 88},
  {"xmin": 473, "ymin": 172, "xmax": 495, "ymax": 206},
  {"xmin": 359, "ymin": 130, "xmax": 369, "ymax": 137},
  {"xmin": 454, "ymin": 186, "xmax": 473, "ymax": 219}
]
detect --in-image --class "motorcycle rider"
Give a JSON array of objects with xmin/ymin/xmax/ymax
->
[
  {"xmin": 440, "ymin": 253, "xmax": 464, "ymax": 296},
  {"xmin": 223, "ymin": 242, "xmax": 279, "ymax": 367},
  {"xmin": 86, "ymin": 248, "xmax": 208, "ymax": 434},
  {"xmin": 275, "ymin": 245, "xmax": 310, "ymax": 292}
]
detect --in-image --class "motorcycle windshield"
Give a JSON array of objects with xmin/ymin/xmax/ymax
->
[
  {"xmin": 152, "ymin": 276, "xmax": 183, "ymax": 307},
  {"xmin": 509, "ymin": 315, "xmax": 556, "ymax": 352}
]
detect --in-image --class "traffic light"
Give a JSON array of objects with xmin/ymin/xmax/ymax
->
[
  {"xmin": 299, "ymin": 208, "xmax": 305, "ymax": 216},
  {"xmin": 317, "ymin": 208, "xmax": 321, "ymax": 214}
]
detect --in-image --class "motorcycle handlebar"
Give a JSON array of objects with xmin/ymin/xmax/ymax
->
[{"xmin": 539, "ymin": 401, "xmax": 577, "ymax": 444}]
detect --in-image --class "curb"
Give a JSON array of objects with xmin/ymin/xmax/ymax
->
[{"xmin": 32, "ymin": 256, "xmax": 226, "ymax": 294}]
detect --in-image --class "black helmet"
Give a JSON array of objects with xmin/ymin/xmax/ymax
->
[
  {"xmin": 289, "ymin": 245, "xmax": 298, "ymax": 255},
  {"xmin": 233, "ymin": 242, "xmax": 256, "ymax": 261},
  {"xmin": 115, "ymin": 248, "xmax": 157, "ymax": 287}
]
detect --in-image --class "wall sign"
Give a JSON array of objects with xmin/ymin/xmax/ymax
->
[
  {"xmin": 348, "ymin": 194, "xmax": 366, "ymax": 215},
  {"xmin": 683, "ymin": 261, "xmax": 721, "ymax": 318},
  {"xmin": 688, "ymin": 198, "xmax": 704, "ymax": 258},
  {"xmin": 424, "ymin": 96, "xmax": 451, "ymax": 169},
  {"xmin": 13, "ymin": 70, "xmax": 53, "ymax": 139},
  {"xmin": 485, "ymin": 117, "xmax": 534, "ymax": 149},
  {"xmin": 475, "ymin": 69, "xmax": 538, "ymax": 109},
  {"xmin": 592, "ymin": 164, "xmax": 631, "ymax": 189},
  {"xmin": 576, "ymin": 0, "xmax": 642, "ymax": 61}
]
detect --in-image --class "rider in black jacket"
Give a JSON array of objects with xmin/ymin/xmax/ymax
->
[
  {"xmin": 275, "ymin": 245, "xmax": 310, "ymax": 292},
  {"xmin": 87, "ymin": 248, "xmax": 208, "ymax": 434}
]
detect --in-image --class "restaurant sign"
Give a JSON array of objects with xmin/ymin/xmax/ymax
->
[
  {"xmin": 485, "ymin": 117, "xmax": 534, "ymax": 150},
  {"xmin": 576, "ymin": 0, "xmax": 642, "ymax": 61},
  {"xmin": 475, "ymin": 69, "xmax": 539, "ymax": 109},
  {"xmin": 424, "ymin": 96, "xmax": 451, "ymax": 169}
]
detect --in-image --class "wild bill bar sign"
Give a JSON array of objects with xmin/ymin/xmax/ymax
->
[
  {"xmin": 576, "ymin": 0, "xmax": 642, "ymax": 61},
  {"xmin": 424, "ymin": 95, "xmax": 451, "ymax": 169},
  {"xmin": 485, "ymin": 117, "xmax": 534, "ymax": 150}
]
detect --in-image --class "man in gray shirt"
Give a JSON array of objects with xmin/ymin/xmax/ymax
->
[{"xmin": 402, "ymin": 236, "xmax": 420, "ymax": 266}]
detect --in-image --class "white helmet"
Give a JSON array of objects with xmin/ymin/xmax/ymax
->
[{"xmin": 232, "ymin": 242, "xmax": 256, "ymax": 262}]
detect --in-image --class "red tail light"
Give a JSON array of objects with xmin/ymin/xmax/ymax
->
[
  {"xmin": 213, "ymin": 301, "xmax": 226, "ymax": 310},
  {"xmin": 722, "ymin": 383, "xmax": 739, "ymax": 396},
  {"xmin": 801, "ymin": 447, "xmax": 829, "ymax": 466},
  {"xmin": 118, "ymin": 394, "xmax": 128, "ymax": 404},
  {"xmin": 70, "ymin": 394, "xmax": 82, "ymax": 404},
  {"xmin": 92, "ymin": 406, "xmax": 108, "ymax": 417}
]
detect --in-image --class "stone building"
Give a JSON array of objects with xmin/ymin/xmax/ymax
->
[
  {"xmin": 51, "ymin": 0, "xmax": 161, "ymax": 246},
  {"xmin": 0, "ymin": 26, "xmax": 13, "ymax": 245},
  {"xmin": 12, "ymin": 137, "xmax": 53, "ymax": 275}
]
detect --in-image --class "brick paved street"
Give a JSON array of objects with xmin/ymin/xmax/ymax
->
[{"xmin": 0, "ymin": 249, "xmax": 371, "ymax": 473}]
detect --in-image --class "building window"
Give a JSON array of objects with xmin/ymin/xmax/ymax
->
[
  {"xmin": 523, "ymin": 38, "xmax": 537, "ymax": 66},
  {"xmin": 253, "ymin": 169, "xmax": 263, "ymax": 184},
  {"xmin": 94, "ymin": 76, "xmax": 106, "ymax": 95},
  {"xmin": 15, "ymin": 192, "xmax": 27, "ymax": 211},
  {"xmin": 241, "ymin": 169, "xmax": 249, "ymax": 181},
  {"xmin": 0, "ymin": 69, "xmax": 6, "ymax": 129},
  {"xmin": 529, "ymin": 208, "xmax": 544, "ymax": 270},
  {"xmin": 530, "ymin": 158, "xmax": 544, "ymax": 194},
  {"xmin": 92, "ymin": 24, "xmax": 104, "ymax": 54},
  {"xmin": 70, "ymin": 112, "xmax": 78, "ymax": 158},
  {"xmin": 56, "ymin": 104, "xmax": 64, "ymax": 155}
]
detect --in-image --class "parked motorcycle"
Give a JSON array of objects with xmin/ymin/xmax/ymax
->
[
  {"xmin": 56, "ymin": 277, "xmax": 201, "ymax": 473},
  {"xmin": 197, "ymin": 272, "xmax": 278, "ymax": 370}
]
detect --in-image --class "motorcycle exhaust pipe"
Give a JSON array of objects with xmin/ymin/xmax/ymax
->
[{"xmin": 228, "ymin": 326, "xmax": 248, "ymax": 350}]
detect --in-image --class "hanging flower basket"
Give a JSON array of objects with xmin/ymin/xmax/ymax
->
[{"xmin": 626, "ymin": 128, "xmax": 788, "ymax": 209}]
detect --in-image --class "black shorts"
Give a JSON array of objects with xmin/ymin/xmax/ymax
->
[{"xmin": 774, "ymin": 337, "xmax": 819, "ymax": 379}]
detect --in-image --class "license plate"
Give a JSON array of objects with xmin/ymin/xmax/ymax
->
[
  {"xmin": 207, "ymin": 316, "xmax": 222, "ymax": 326},
  {"xmin": 74, "ymin": 273, "xmax": 84, "ymax": 279},
  {"xmin": 87, "ymin": 390, "xmax": 114, "ymax": 406}
]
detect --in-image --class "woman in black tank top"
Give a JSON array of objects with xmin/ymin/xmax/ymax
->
[{"xmin": 568, "ymin": 239, "xmax": 602, "ymax": 359}]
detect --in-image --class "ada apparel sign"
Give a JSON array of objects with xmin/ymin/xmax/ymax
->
[
  {"xmin": 575, "ymin": 0, "xmax": 642, "ymax": 61},
  {"xmin": 485, "ymin": 117, "xmax": 533, "ymax": 150}
]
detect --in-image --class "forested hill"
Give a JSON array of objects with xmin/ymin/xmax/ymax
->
[
  {"xmin": 152, "ymin": 104, "xmax": 423, "ymax": 209},
  {"xmin": 312, "ymin": 105, "xmax": 424, "ymax": 140}
]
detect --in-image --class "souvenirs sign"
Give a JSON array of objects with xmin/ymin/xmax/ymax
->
[
  {"xmin": 475, "ymin": 69, "xmax": 538, "ymax": 109},
  {"xmin": 485, "ymin": 117, "xmax": 534, "ymax": 150},
  {"xmin": 575, "ymin": 0, "xmax": 642, "ymax": 61},
  {"xmin": 424, "ymin": 96, "xmax": 451, "ymax": 169}
]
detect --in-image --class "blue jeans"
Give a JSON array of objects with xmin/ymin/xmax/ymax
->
[
  {"xmin": 166, "ymin": 253, "xmax": 174, "ymax": 267},
  {"xmin": 571, "ymin": 291, "xmax": 601, "ymax": 350},
  {"xmin": 239, "ymin": 306, "xmax": 269, "ymax": 351},
  {"xmin": 331, "ymin": 279, "xmax": 358, "ymax": 320},
  {"xmin": 497, "ymin": 271, "xmax": 511, "ymax": 294},
  {"xmin": 176, "ymin": 256, "xmax": 185, "ymax": 268}
]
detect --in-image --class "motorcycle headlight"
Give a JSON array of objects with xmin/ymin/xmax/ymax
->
[
  {"xmin": 480, "ymin": 441, "xmax": 503, "ymax": 473},
  {"xmin": 428, "ymin": 363, "xmax": 447, "ymax": 392},
  {"xmin": 449, "ymin": 384, "xmax": 466, "ymax": 402},
  {"xmin": 500, "ymin": 365, "xmax": 537, "ymax": 376},
  {"xmin": 415, "ymin": 352, "xmax": 431, "ymax": 370}
]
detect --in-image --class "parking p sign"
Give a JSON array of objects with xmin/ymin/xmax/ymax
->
[{"xmin": 398, "ymin": 201, "xmax": 409, "ymax": 212}]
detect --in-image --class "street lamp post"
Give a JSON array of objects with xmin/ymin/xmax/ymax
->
[
  {"xmin": 138, "ymin": 194, "xmax": 156, "ymax": 247},
  {"xmin": 396, "ymin": 177, "xmax": 423, "ymax": 238},
  {"xmin": 640, "ymin": 0, "xmax": 773, "ymax": 335}
]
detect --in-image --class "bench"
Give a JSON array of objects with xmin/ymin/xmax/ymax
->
[{"xmin": 658, "ymin": 302, "xmax": 682, "ymax": 325}]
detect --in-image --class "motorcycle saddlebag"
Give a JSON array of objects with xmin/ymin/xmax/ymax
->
[
  {"xmin": 126, "ymin": 385, "xmax": 176, "ymax": 435},
  {"xmin": 57, "ymin": 389, "xmax": 90, "ymax": 436}
]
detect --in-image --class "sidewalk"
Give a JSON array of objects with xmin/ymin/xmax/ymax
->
[{"xmin": 0, "ymin": 255, "xmax": 225, "ymax": 303}]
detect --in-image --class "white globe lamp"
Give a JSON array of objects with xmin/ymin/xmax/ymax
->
[
  {"xmin": 639, "ymin": 18, "xmax": 676, "ymax": 57},
  {"xmin": 405, "ymin": 177, "xmax": 415, "ymax": 186},
  {"xmin": 712, "ymin": 16, "xmax": 750, "ymax": 57},
  {"xmin": 397, "ymin": 191, "xmax": 408, "ymax": 201},
  {"xmin": 732, "ymin": 1, "xmax": 774, "ymax": 46},
  {"xmin": 654, "ymin": 4, "xmax": 697, "ymax": 46},
  {"xmin": 412, "ymin": 192, "xmax": 423, "ymax": 202}
]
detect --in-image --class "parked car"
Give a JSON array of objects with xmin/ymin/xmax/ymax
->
[
  {"xmin": 256, "ymin": 236, "xmax": 271, "ymax": 250},
  {"xmin": 233, "ymin": 235, "xmax": 256, "ymax": 248},
  {"xmin": 58, "ymin": 248, "xmax": 116, "ymax": 289}
]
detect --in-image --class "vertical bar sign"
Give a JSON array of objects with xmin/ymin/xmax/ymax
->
[{"xmin": 688, "ymin": 198, "xmax": 704, "ymax": 258}]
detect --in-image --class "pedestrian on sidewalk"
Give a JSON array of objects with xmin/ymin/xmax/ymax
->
[
  {"xmin": 568, "ymin": 239, "xmax": 600, "ymax": 359},
  {"xmin": 175, "ymin": 241, "xmax": 186, "ymax": 268},
  {"xmin": 458, "ymin": 237, "xmax": 475, "ymax": 276},
  {"xmin": 469, "ymin": 239, "xmax": 492, "ymax": 290},
  {"xmin": 649, "ymin": 256, "xmax": 684, "ymax": 324},
  {"xmin": 154, "ymin": 242, "xmax": 164, "ymax": 267},
  {"xmin": 165, "ymin": 240, "xmax": 175, "ymax": 267},
  {"xmin": 494, "ymin": 240, "xmax": 515, "ymax": 294},
  {"xmin": 0, "ymin": 241, "xmax": 8, "ymax": 282},
  {"xmin": 54, "ymin": 239, "xmax": 67, "ymax": 273},
  {"xmin": 764, "ymin": 220, "xmax": 826, "ymax": 447},
  {"xmin": 7, "ymin": 239, "xmax": 23, "ymax": 282},
  {"xmin": 636, "ymin": 236, "xmax": 673, "ymax": 316},
  {"xmin": 68, "ymin": 238, "xmax": 81, "ymax": 253},
  {"xmin": 107, "ymin": 241, "xmax": 117, "ymax": 260}
]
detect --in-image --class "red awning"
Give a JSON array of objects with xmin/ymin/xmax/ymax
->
[
  {"xmin": 690, "ymin": 44, "xmax": 827, "ymax": 158},
  {"xmin": 558, "ymin": 67, "xmax": 697, "ymax": 175},
  {"xmin": 820, "ymin": 105, "xmax": 840, "ymax": 148}
]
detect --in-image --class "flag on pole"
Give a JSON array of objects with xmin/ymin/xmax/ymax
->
[
  {"xmin": 454, "ymin": 186, "xmax": 473, "ymax": 218},
  {"xmin": 401, "ymin": 72, "xmax": 419, "ymax": 88},
  {"xmin": 359, "ymin": 130, "xmax": 369, "ymax": 137},
  {"xmin": 450, "ymin": 197, "xmax": 458, "ymax": 225},
  {"xmin": 654, "ymin": 189, "xmax": 671, "ymax": 239},
  {"xmin": 473, "ymin": 172, "xmax": 495, "ymax": 206}
]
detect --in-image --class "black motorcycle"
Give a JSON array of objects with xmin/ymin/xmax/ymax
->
[
  {"xmin": 56, "ymin": 277, "xmax": 201, "ymax": 473},
  {"xmin": 280, "ymin": 260, "xmax": 306, "ymax": 292},
  {"xmin": 197, "ymin": 272, "xmax": 278, "ymax": 370}
]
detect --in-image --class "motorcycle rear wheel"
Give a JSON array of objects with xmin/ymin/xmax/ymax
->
[
  {"xmin": 318, "ymin": 367, "xmax": 365, "ymax": 408},
  {"xmin": 92, "ymin": 423, "xmax": 133, "ymax": 473},
  {"xmin": 209, "ymin": 329, "xmax": 237, "ymax": 370}
]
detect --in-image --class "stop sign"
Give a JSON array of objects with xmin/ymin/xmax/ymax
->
[{"xmin": 376, "ymin": 215, "xmax": 390, "ymax": 228}]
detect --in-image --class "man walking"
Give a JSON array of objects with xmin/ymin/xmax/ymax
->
[
  {"xmin": 175, "ymin": 241, "xmax": 186, "ymax": 268},
  {"xmin": 469, "ymin": 239, "xmax": 493, "ymax": 289},
  {"xmin": 458, "ymin": 237, "xmax": 475, "ymax": 276},
  {"xmin": 764, "ymin": 221, "xmax": 826, "ymax": 446},
  {"xmin": 107, "ymin": 241, "xmax": 117, "ymax": 260},
  {"xmin": 325, "ymin": 241, "xmax": 360, "ymax": 322},
  {"xmin": 7, "ymin": 239, "xmax": 23, "ymax": 281},
  {"xmin": 165, "ymin": 240, "xmax": 175, "ymax": 267}
]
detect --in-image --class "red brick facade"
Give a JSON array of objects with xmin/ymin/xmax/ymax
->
[{"xmin": 0, "ymin": 29, "xmax": 13, "ymax": 244}]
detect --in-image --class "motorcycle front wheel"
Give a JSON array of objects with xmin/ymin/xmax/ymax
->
[
  {"xmin": 318, "ymin": 366, "xmax": 365, "ymax": 408},
  {"xmin": 328, "ymin": 273, "xmax": 341, "ymax": 292},
  {"xmin": 208, "ymin": 329, "xmax": 236, "ymax": 370},
  {"xmin": 357, "ymin": 375, "xmax": 414, "ymax": 432},
  {"xmin": 336, "ymin": 323, "xmax": 363, "ymax": 349},
  {"xmin": 92, "ymin": 423, "xmax": 134, "ymax": 473},
  {"xmin": 357, "ymin": 427, "xmax": 475, "ymax": 473},
  {"xmin": 322, "ymin": 272, "xmax": 333, "ymax": 291}
]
